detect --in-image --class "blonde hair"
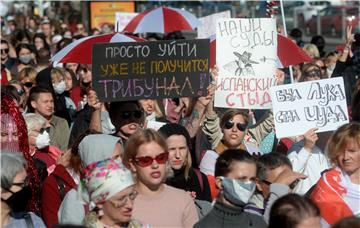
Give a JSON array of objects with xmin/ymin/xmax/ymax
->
[
  {"xmin": 327, "ymin": 123, "xmax": 360, "ymax": 167},
  {"xmin": 303, "ymin": 44, "xmax": 320, "ymax": 58},
  {"xmin": 18, "ymin": 67, "xmax": 37, "ymax": 83},
  {"xmin": 50, "ymin": 67, "xmax": 66, "ymax": 84},
  {"xmin": 123, "ymin": 129, "xmax": 168, "ymax": 168}
]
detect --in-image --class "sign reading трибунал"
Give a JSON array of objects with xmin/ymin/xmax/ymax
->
[
  {"xmin": 269, "ymin": 77, "xmax": 349, "ymax": 138},
  {"xmin": 92, "ymin": 39, "xmax": 210, "ymax": 102}
]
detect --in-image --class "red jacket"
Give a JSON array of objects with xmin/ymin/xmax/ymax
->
[{"xmin": 41, "ymin": 164, "xmax": 77, "ymax": 228}]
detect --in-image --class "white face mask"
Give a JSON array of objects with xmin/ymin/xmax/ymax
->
[
  {"xmin": 36, "ymin": 131, "xmax": 50, "ymax": 149},
  {"xmin": 221, "ymin": 176, "xmax": 256, "ymax": 206},
  {"xmin": 53, "ymin": 80, "xmax": 66, "ymax": 94}
]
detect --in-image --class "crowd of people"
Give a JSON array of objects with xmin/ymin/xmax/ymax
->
[{"xmin": 1, "ymin": 9, "xmax": 360, "ymax": 228}]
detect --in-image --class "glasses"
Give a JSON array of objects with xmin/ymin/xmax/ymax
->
[
  {"xmin": 12, "ymin": 177, "xmax": 29, "ymax": 188},
  {"xmin": 40, "ymin": 127, "xmax": 50, "ymax": 134},
  {"xmin": 23, "ymin": 82, "xmax": 33, "ymax": 88},
  {"xmin": 110, "ymin": 191, "xmax": 138, "ymax": 208},
  {"xmin": 1, "ymin": 48, "xmax": 9, "ymax": 54},
  {"xmin": 121, "ymin": 110, "xmax": 143, "ymax": 120},
  {"xmin": 17, "ymin": 89, "xmax": 24, "ymax": 96},
  {"xmin": 223, "ymin": 120, "xmax": 247, "ymax": 131},
  {"xmin": 133, "ymin": 152, "xmax": 169, "ymax": 167},
  {"xmin": 304, "ymin": 70, "xmax": 321, "ymax": 78}
]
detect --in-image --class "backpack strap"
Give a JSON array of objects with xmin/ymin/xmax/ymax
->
[
  {"xmin": 23, "ymin": 213, "xmax": 34, "ymax": 228},
  {"xmin": 54, "ymin": 175, "xmax": 66, "ymax": 201},
  {"xmin": 194, "ymin": 169, "xmax": 204, "ymax": 192}
]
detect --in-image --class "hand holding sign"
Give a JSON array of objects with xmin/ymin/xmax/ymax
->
[{"xmin": 303, "ymin": 128, "xmax": 319, "ymax": 153}]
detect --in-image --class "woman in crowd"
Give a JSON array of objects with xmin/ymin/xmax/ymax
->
[
  {"xmin": 269, "ymin": 194, "xmax": 321, "ymax": 228},
  {"xmin": 17, "ymin": 67, "xmax": 37, "ymax": 107},
  {"xmin": 10, "ymin": 43, "xmax": 36, "ymax": 79},
  {"xmin": 311, "ymin": 122, "xmax": 360, "ymax": 226},
  {"xmin": 33, "ymin": 33, "xmax": 50, "ymax": 51},
  {"xmin": 202, "ymin": 107, "xmax": 273, "ymax": 155},
  {"xmin": 159, "ymin": 123, "xmax": 212, "ymax": 202},
  {"xmin": 24, "ymin": 113, "xmax": 61, "ymax": 176},
  {"xmin": 1, "ymin": 94, "xmax": 41, "ymax": 214},
  {"xmin": 123, "ymin": 129, "xmax": 199, "ymax": 227},
  {"xmin": 300, "ymin": 63, "xmax": 322, "ymax": 82},
  {"xmin": 7, "ymin": 80, "xmax": 27, "ymax": 112},
  {"xmin": 80, "ymin": 158, "xmax": 144, "ymax": 228},
  {"xmin": 0, "ymin": 152, "xmax": 46, "ymax": 228},
  {"xmin": 56, "ymin": 133, "xmax": 123, "ymax": 226}
]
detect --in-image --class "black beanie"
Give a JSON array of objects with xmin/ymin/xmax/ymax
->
[{"xmin": 158, "ymin": 123, "xmax": 191, "ymax": 148}]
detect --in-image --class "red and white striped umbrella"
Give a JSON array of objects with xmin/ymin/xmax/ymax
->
[
  {"xmin": 51, "ymin": 33, "xmax": 146, "ymax": 64},
  {"xmin": 209, "ymin": 33, "xmax": 312, "ymax": 68},
  {"xmin": 123, "ymin": 6, "xmax": 201, "ymax": 34}
]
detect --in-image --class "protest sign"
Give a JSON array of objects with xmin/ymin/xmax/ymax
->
[
  {"xmin": 269, "ymin": 77, "xmax": 349, "ymax": 138},
  {"xmin": 197, "ymin": 11, "xmax": 231, "ymax": 39},
  {"xmin": 92, "ymin": 39, "xmax": 210, "ymax": 102},
  {"xmin": 214, "ymin": 18, "xmax": 277, "ymax": 109},
  {"xmin": 115, "ymin": 12, "xmax": 138, "ymax": 32}
]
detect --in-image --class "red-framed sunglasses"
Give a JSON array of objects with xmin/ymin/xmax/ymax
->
[{"xmin": 133, "ymin": 152, "xmax": 169, "ymax": 167}]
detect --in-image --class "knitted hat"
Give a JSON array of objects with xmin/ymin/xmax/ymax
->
[{"xmin": 158, "ymin": 123, "xmax": 191, "ymax": 148}]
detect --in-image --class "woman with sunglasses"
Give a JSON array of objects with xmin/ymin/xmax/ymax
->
[
  {"xmin": 123, "ymin": 129, "xmax": 198, "ymax": 227},
  {"xmin": 1, "ymin": 152, "xmax": 46, "ymax": 228},
  {"xmin": 7, "ymin": 80, "xmax": 27, "ymax": 112},
  {"xmin": 203, "ymin": 107, "xmax": 274, "ymax": 155},
  {"xmin": 300, "ymin": 63, "xmax": 322, "ymax": 82},
  {"xmin": 81, "ymin": 158, "xmax": 145, "ymax": 228}
]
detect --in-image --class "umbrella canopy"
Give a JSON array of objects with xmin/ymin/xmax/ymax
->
[
  {"xmin": 51, "ymin": 33, "xmax": 146, "ymax": 64},
  {"xmin": 123, "ymin": 6, "xmax": 201, "ymax": 34},
  {"xmin": 210, "ymin": 33, "xmax": 312, "ymax": 68}
]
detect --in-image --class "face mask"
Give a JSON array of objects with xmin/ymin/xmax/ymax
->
[
  {"xmin": 81, "ymin": 81, "xmax": 91, "ymax": 87},
  {"xmin": 53, "ymin": 80, "xmax": 66, "ymax": 94},
  {"xmin": 1, "ymin": 186, "xmax": 32, "ymax": 213},
  {"xmin": 221, "ymin": 177, "xmax": 256, "ymax": 206},
  {"xmin": 18, "ymin": 55, "xmax": 32, "ymax": 64},
  {"xmin": 36, "ymin": 131, "xmax": 50, "ymax": 149}
]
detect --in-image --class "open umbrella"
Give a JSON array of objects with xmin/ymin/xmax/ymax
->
[
  {"xmin": 51, "ymin": 33, "xmax": 146, "ymax": 64},
  {"xmin": 123, "ymin": 6, "xmax": 201, "ymax": 34},
  {"xmin": 209, "ymin": 33, "xmax": 312, "ymax": 68}
]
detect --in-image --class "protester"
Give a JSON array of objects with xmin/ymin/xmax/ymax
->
[
  {"xmin": 123, "ymin": 129, "xmax": 199, "ymax": 227},
  {"xmin": 303, "ymin": 43, "xmax": 320, "ymax": 59},
  {"xmin": 299, "ymin": 63, "xmax": 322, "ymax": 82},
  {"xmin": 1, "ymin": 94, "xmax": 41, "ymax": 214},
  {"xmin": 57, "ymin": 133, "xmax": 122, "ymax": 225},
  {"xmin": 311, "ymin": 122, "xmax": 360, "ymax": 226},
  {"xmin": 287, "ymin": 128, "xmax": 330, "ymax": 195},
  {"xmin": 17, "ymin": 67, "xmax": 37, "ymax": 103},
  {"xmin": 41, "ymin": 130, "xmax": 94, "ymax": 228},
  {"xmin": 0, "ymin": 152, "xmax": 46, "ymax": 228},
  {"xmin": 194, "ymin": 149, "xmax": 267, "ymax": 228},
  {"xmin": 10, "ymin": 43, "xmax": 36, "ymax": 79},
  {"xmin": 268, "ymin": 194, "xmax": 321, "ymax": 228},
  {"xmin": 28, "ymin": 86, "xmax": 70, "ymax": 151},
  {"xmin": 1, "ymin": 39, "xmax": 16, "ymax": 71},
  {"xmin": 80, "ymin": 158, "xmax": 143, "ymax": 228},
  {"xmin": 159, "ymin": 123, "xmax": 212, "ymax": 202},
  {"xmin": 33, "ymin": 33, "xmax": 50, "ymax": 51},
  {"xmin": 245, "ymin": 152, "xmax": 307, "ymax": 222}
]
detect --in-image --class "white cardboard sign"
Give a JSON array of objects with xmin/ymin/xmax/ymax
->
[
  {"xmin": 214, "ymin": 18, "xmax": 277, "ymax": 109},
  {"xmin": 115, "ymin": 12, "xmax": 138, "ymax": 32},
  {"xmin": 197, "ymin": 11, "xmax": 231, "ymax": 39},
  {"xmin": 269, "ymin": 77, "xmax": 349, "ymax": 138}
]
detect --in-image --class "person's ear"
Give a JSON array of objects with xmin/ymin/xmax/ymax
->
[
  {"xmin": 30, "ymin": 100, "xmax": 37, "ymax": 109},
  {"xmin": 255, "ymin": 178, "xmax": 263, "ymax": 192},
  {"xmin": 215, "ymin": 176, "xmax": 223, "ymax": 190},
  {"xmin": 128, "ymin": 159, "xmax": 137, "ymax": 173}
]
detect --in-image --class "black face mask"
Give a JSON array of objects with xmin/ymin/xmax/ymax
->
[
  {"xmin": 81, "ymin": 81, "xmax": 91, "ymax": 87},
  {"xmin": 1, "ymin": 186, "xmax": 32, "ymax": 213}
]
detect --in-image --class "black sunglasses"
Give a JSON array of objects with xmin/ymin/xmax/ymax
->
[
  {"xmin": 1, "ymin": 48, "xmax": 9, "ymax": 54},
  {"xmin": 121, "ymin": 110, "xmax": 143, "ymax": 120},
  {"xmin": 223, "ymin": 120, "xmax": 247, "ymax": 131},
  {"xmin": 24, "ymin": 82, "xmax": 33, "ymax": 88},
  {"xmin": 40, "ymin": 127, "xmax": 50, "ymax": 134},
  {"xmin": 304, "ymin": 70, "xmax": 321, "ymax": 78}
]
